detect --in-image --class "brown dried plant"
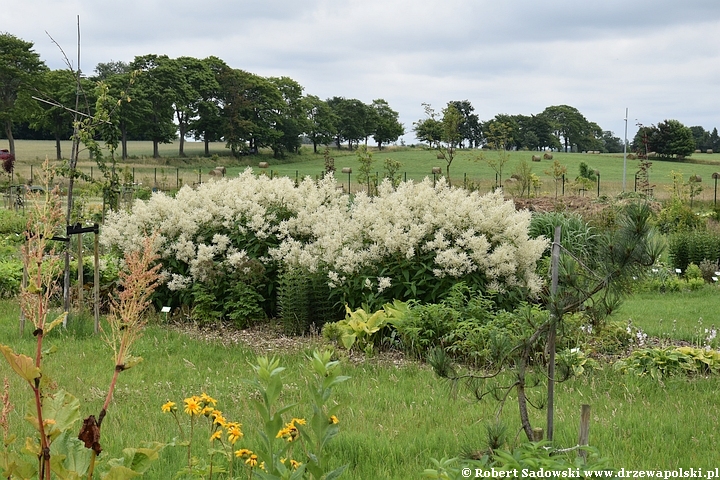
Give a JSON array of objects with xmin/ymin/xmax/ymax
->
[{"xmin": 79, "ymin": 234, "xmax": 161, "ymax": 477}]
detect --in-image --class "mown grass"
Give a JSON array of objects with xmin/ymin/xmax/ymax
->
[
  {"xmin": 2, "ymin": 286, "xmax": 720, "ymax": 477},
  {"xmin": 610, "ymin": 285, "xmax": 720, "ymax": 342},
  {"xmin": 7, "ymin": 140, "xmax": 720, "ymax": 203}
]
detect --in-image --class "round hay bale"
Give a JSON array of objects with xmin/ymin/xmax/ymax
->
[
  {"xmin": 707, "ymin": 149, "xmax": 714, "ymax": 154},
  {"xmin": 543, "ymin": 153, "xmax": 553, "ymax": 160},
  {"xmin": 431, "ymin": 167, "xmax": 442, "ymax": 174},
  {"xmin": 258, "ymin": 162, "xmax": 269, "ymax": 169},
  {"xmin": 531, "ymin": 155, "xmax": 541, "ymax": 162}
]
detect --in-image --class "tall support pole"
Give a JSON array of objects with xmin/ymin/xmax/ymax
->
[
  {"xmin": 547, "ymin": 226, "xmax": 561, "ymax": 442},
  {"xmin": 622, "ymin": 108, "xmax": 628, "ymax": 192},
  {"xmin": 94, "ymin": 226, "xmax": 100, "ymax": 334},
  {"xmin": 77, "ymin": 232, "xmax": 83, "ymax": 310}
]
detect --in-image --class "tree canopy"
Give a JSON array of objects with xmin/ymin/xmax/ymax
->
[{"xmin": 0, "ymin": 33, "xmax": 48, "ymax": 155}]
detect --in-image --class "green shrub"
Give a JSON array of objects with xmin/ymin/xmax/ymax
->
[
  {"xmin": 0, "ymin": 209, "xmax": 25, "ymax": 235},
  {"xmin": 614, "ymin": 346, "xmax": 720, "ymax": 379},
  {"xmin": 390, "ymin": 283, "xmax": 547, "ymax": 367},
  {"xmin": 655, "ymin": 198, "xmax": 705, "ymax": 234},
  {"xmin": 699, "ymin": 258, "xmax": 719, "ymax": 283},
  {"xmin": 0, "ymin": 259, "xmax": 22, "ymax": 298},
  {"xmin": 685, "ymin": 262, "xmax": 703, "ymax": 281},
  {"xmin": 667, "ymin": 230, "xmax": 720, "ymax": 271}
]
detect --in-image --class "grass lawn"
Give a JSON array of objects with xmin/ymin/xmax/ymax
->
[
  {"xmin": 610, "ymin": 285, "xmax": 720, "ymax": 343},
  {"xmin": 2, "ymin": 286, "xmax": 720, "ymax": 478},
  {"xmin": 6, "ymin": 140, "xmax": 720, "ymax": 203}
]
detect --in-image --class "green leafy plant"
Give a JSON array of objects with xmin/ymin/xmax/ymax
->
[
  {"xmin": 0, "ymin": 169, "xmax": 163, "ymax": 479},
  {"xmin": 612, "ymin": 346, "xmax": 720, "ymax": 379},
  {"xmin": 324, "ymin": 302, "xmax": 408, "ymax": 352}
]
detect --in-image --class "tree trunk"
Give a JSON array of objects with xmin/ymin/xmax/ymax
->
[
  {"xmin": 153, "ymin": 140, "xmax": 160, "ymax": 158},
  {"xmin": 204, "ymin": 137, "xmax": 210, "ymax": 156},
  {"xmin": 313, "ymin": 140, "xmax": 318, "ymax": 154},
  {"xmin": 54, "ymin": 133, "xmax": 62, "ymax": 160},
  {"xmin": 178, "ymin": 123, "xmax": 186, "ymax": 157},
  {"xmin": 4, "ymin": 120, "xmax": 15, "ymax": 156},
  {"xmin": 120, "ymin": 123, "xmax": 128, "ymax": 160}
]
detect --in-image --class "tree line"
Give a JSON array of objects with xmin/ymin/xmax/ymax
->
[
  {"xmin": 0, "ymin": 33, "xmax": 404, "ymax": 160},
  {"xmin": 0, "ymin": 32, "xmax": 714, "ymax": 161}
]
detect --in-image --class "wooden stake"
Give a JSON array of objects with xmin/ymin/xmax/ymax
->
[{"xmin": 578, "ymin": 404, "xmax": 591, "ymax": 461}]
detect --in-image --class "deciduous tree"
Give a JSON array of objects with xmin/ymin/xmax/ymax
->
[
  {"xmin": 304, "ymin": 95, "xmax": 337, "ymax": 154},
  {"xmin": 0, "ymin": 33, "xmax": 47, "ymax": 155},
  {"xmin": 370, "ymin": 98, "xmax": 404, "ymax": 150}
]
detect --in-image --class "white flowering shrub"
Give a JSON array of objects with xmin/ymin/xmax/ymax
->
[{"xmin": 101, "ymin": 169, "xmax": 547, "ymax": 323}]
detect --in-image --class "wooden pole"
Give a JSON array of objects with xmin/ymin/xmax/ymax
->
[
  {"xmin": 77, "ymin": 232, "xmax": 83, "ymax": 310},
  {"xmin": 547, "ymin": 226, "xmax": 561, "ymax": 441},
  {"xmin": 578, "ymin": 404, "xmax": 591, "ymax": 461},
  {"xmin": 94, "ymin": 226, "xmax": 100, "ymax": 334}
]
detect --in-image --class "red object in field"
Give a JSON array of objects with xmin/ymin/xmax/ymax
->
[{"xmin": 1, "ymin": 149, "xmax": 15, "ymax": 174}]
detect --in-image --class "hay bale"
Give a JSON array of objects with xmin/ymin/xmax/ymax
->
[
  {"xmin": 695, "ymin": 149, "xmax": 702, "ymax": 154},
  {"xmin": 707, "ymin": 149, "xmax": 714, "ymax": 154},
  {"xmin": 215, "ymin": 166, "xmax": 226, "ymax": 175},
  {"xmin": 543, "ymin": 153, "xmax": 553, "ymax": 160},
  {"xmin": 531, "ymin": 155, "xmax": 541, "ymax": 162},
  {"xmin": 437, "ymin": 153, "xmax": 444, "ymax": 159}
]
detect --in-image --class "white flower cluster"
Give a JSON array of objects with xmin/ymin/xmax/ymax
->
[{"xmin": 101, "ymin": 169, "xmax": 548, "ymax": 296}]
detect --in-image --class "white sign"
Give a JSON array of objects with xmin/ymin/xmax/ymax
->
[{"xmin": 161, "ymin": 306, "xmax": 171, "ymax": 313}]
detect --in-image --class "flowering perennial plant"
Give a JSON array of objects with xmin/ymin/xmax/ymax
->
[
  {"xmin": 163, "ymin": 350, "xmax": 348, "ymax": 479},
  {"xmin": 102, "ymin": 169, "xmax": 547, "ymax": 316}
]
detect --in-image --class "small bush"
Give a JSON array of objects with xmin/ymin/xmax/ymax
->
[
  {"xmin": 655, "ymin": 199, "xmax": 705, "ymax": 234},
  {"xmin": 685, "ymin": 262, "xmax": 703, "ymax": 281},
  {"xmin": 0, "ymin": 258, "xmax": 22, "ymax": 298},
  {"xmin": 699, "ymin": 258, "xmax": 719, "ymax": 282},
  {"xmin": 0, "ymin": 209, "xmax": 25, "ymax": 235}
]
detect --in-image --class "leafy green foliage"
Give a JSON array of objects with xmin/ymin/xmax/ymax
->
[
  {"xmin": 323, "ymin": 301, "xmax": 409, "ymax": 353},
  {"xmin": 277, "ymin": 267, "xmax": 342, "ymax": 334},
  {"xmin": 667, "ymin": 230, "xmax": 720, "ymax": 272},
  {"xmin": 389, "ymin": 283, "xmax": 554, "ymax": 368},
  {"xmin": 655, "ymin": 198, "xmax": 705, "ymax": 234},
  {"xmin": 0, "ymin": 257, "xmax": 21, "ymax": 298},
  {"xmin": 614, "ymin": 346, "xmax": 720, "ymax": 379}
]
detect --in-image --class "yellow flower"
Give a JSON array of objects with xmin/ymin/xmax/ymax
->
[
  {"xmin": 211, "ymin": 410, "xmax": 226, "ymax": 427},
  {"xmin": 290, "ymin": 459, "xmax": 301, "ymax": 469},
  {"xmin": 276, "ymin": 418, "xmax": 304, "ymax": 442},
  {"xmin": 200, "ymin": 392, "xmax": 218, "ymax": 406},
  {"xmin": 235, "ymin": 448, "xmax": 252, "ymax": 458},
  {"xmin": 226, "ymin": 422, "xmax": 244, "ymax": 444},
  {"xmin": 329, "ymin": 415, "xmax": 339, "ymax": 424},
  {"xmin": 161, "ymin": 401, "xmax": 176, "ymax": 413},
  {"xmin": 183, "ymin": 397, "xmax": 202, "ymax": 416},
  {"xmin": 200, "ymin": 406, "xmax": 214, "ymax": 417},
  {"xmin": 210, "ymin": 430, "xmax": 222, "ymax": 442},
  {"xmin": 245, "ymin": 454, "xmax": 258, "ymax": 467}
]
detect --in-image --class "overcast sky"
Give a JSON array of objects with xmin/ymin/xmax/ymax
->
[{"xmin": 4, "ymin": 0, "xmax": 720, "ymax": 144}]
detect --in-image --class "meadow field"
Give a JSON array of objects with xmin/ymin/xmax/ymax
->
[
  {"xmin": 2, "ymin": 139, "xmax": 720, "ymax": 478},
  {"xmin": 1, "ymin": 285, "xmax": 720, "ymax": 479},
  {"xmin": 6, "ymin": 139, "xmax": 720, "ymax": 203}
]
